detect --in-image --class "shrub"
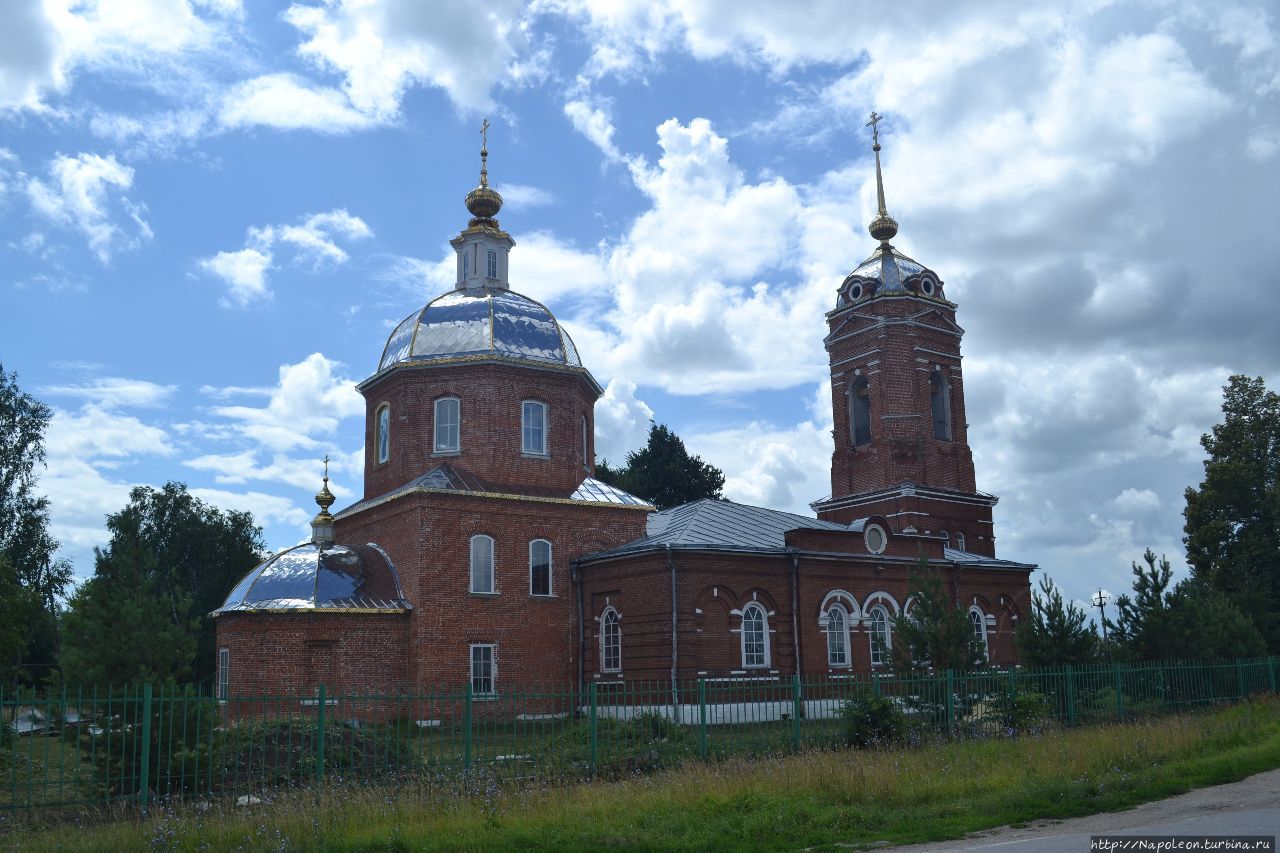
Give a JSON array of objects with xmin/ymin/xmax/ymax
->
[
  {"xmin": 839, "ymin": 691, "xmax": 904, "ymax": 748},
  {"xmin": 627, "ymin": 711, "xmax": 685, "ymax": 743},
  {"xmin": 991, "ymin": 691, "xmax": 1050, "ymax": 732}
]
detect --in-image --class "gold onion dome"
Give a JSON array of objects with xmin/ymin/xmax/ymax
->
[{"xmin": 465, "ymin": 118, "xmax": 503, "ymax": 227}]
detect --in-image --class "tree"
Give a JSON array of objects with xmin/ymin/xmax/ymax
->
[
  {"xmin": 891, "ymin": 561, "xmax": 984, "ymax": 673},
  {"xmin": 0, "ymin": 555, "xmax": 39, "ymax": 681},
  {"xmin": 594, "ymin": 422, "xmax": 725, "ymax": 510},
  {"xmin": 60, "ymin": 483, "xmax": 264, "ymax": 685},
  {"xmin": 1108, "ymin": 549, "xmax": 1266, "ymax": 661},
  {"xmin": 0, "ymin": 364, "xmax": 72, "ymax": 683},
  {"xmin": 1016, "ymin": 575, "xmax": 1099, "ymax": 666},
  {"xmin": 1184, "ymin": 375, "xmax": 1280, "ymax": 651}
]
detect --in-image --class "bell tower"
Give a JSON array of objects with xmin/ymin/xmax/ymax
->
[{"xmin": 812, "ymin": 112, "xmax": 999, "ymax": 557}]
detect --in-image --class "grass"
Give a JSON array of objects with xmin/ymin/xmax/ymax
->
[{"xmin": 5, "ymin": 697, "xmax": 1280, "ymax": 852}]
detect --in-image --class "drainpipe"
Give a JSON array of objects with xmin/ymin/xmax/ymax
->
[
  {"xmin": 572, "ymin": 558, "xmax": 584, "ymax": 707},
  {"xmin": 789, "ymin": 550, "xmax": 802, "ymax": 678},
  {"xmin": 667, "ymin": 545, "xmax": 680, "ymax": 722}
]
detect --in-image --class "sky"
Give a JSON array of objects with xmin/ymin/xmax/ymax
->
[{"xmin": 2, "ymin": 0, "xmax": 1278, "ymax": 613}]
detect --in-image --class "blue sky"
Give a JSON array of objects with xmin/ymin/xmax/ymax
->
[{"xmin": 2, "ymin": 0, "xmax": 1278, "ymax": 611}]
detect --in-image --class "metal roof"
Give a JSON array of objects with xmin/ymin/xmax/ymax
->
[
  {"xmin": 942, "ymin": 546, "xmax": 1036, "ymax": 571},
  {"xmin": 212, "ymin": 542, "xmax": 411, "ymax": 615},
  {"xmin": 583, "ymin": 499, "xmax": 853, "ymax": 559}
]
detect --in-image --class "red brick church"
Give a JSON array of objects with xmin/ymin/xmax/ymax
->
[{"xmin": 212, "ymin": 120, "xmax": 1034, "ymax": 699}]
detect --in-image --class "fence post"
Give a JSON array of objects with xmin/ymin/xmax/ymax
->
[
  {"xmin": 1236, "ymin": 659, "xmax": 1247, "ymax": 699},
  {"xmin": 698, "ymin": 679, "xmax": 708, "ymax": 759},
  {"xmin": 944, "ymin": 670, "xmax": 955, "ymax": 736},
  {"xmin": 315, "ymin": 684, "xmax": 327, "ymax": 786},
  {"xmin": 1064, "ymin": 665, "xmax": 1076, "ymax": 726},
  {"xmin": 791, "ymin": 674, "xmax": 802, "ymax": 752},
  {"xmin": 138, "ymin": 683, "xmax": 153, "ymax": 808},
  {"xmin": 1269, "ymin": 657, "xmax": 1277, "ymax": 695},
  {"xmin": 588, "ymin": 680, "xmax": 598, "ymax": 778},
  {"xmin": 462, "ymin": 680, "xmax": 472, "ymax": 770},
  {"xmin": 1114, "ymin": 664, "xmax": 1124, "ymax": 720},
  {"xmin": 873, "ymin": 671, "xmax": 881, "ymax": 698}
]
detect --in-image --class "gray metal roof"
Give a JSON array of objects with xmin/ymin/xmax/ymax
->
[
  {"xmin": 212, "ymin": 542, "xmax": 411, "ymax": 615},
  {"xmin": 943, "ymin": 546, "xmax": 1036, "ymax": 571},
  {"xmin": 583, "ymin": 499, "xmax": 853, "ymax": 559}
]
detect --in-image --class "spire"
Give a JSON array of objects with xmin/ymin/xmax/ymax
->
[
  {"xmin": 866, "ymin": 111, "xmax": 899, "ymax": 244},
  {"xmin": 465, "ymin": 117, "xmax": 503, "ymax": 228},
  {"xmin": 311, "ymin": 454, "xmax": 335, "ymax": 545}
]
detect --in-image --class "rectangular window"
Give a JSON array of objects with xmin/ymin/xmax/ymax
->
[
  {"xmin": 218, "ymin": 647, "xmax": 229, "ymax": 700},
  {"xmin": 470, "ymin": 644, "xmax": 495, "ymax": 696},
  {"xmin": 581, "ymin": 414, "xmax": 589, "ymax": 469},
  {"xmin": 529, "ymin": 540, "xmax": 552, "ymax": 596},
  {"xmin": 522, "ymin": 400, "xmax": 547, "ymax": 455},
  {"xmin": 487, "ymin": 250, "xmax": 498, "ymax": 278},
  {"xmin": 434, "ymin": 397, "xmax": 460, "ymax": 452}
]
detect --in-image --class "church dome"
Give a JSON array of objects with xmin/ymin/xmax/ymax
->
[
  {"xmin": 835, "ymin": 244, "xmax": 946, "ymax": 308},
  {"xmin": 377, "ymin": 287, "xmax": 583, "ymax": 373},
  {"xmin": 212, "ymin": 542, "xmax": 411, "ymax": 615}
]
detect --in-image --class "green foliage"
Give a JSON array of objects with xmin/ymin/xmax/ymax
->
[
  {"xmin": 0, "ymin": 364, "xmax": 72, "ymax": 685},
  {"xmin": 839, "ymin": 691, "xmax": 905, "ymax": 747},
  {"xmin": 1184, "ymin": 375, "xmax": 1280, "ymax": 652},
  {"xmin": 991, "ymin": 691, "xmax": 1050, "ymax": 732},
  {"xmin": 59, "ymin": 482, "xmax": 264, "ymax": 685},
  {"xmin": 595, "ymin": 422, "xmax": 724, "ymax": 510},
  {"xmin": 1017, "ymin": 576, "xmax": 1099, "ymax": 666},
  {"xmin": 218, "ymin": 717, "xmax": 418, "ymax": 786},
  {"xmin": 1109, "ymin": 549, "xmax": 1266, "ymax": 661},
  {"xmin": 626, "ymin": 711, "xmax": 687, "ymax": 744},
  {"xmin": 892, "ymin": 561, "xmax": 985, "ymax": 673}
]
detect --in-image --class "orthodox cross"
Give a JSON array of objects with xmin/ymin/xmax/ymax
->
[
  {"xmin": 866, "ymin": 111, "xmax": 883, "ymax": 146},
  {"xmin": 322, "ymin": 453, "xmax": 330, "ymax": 483},
  {"xmin": 481, "ymin": 118, "xmax": 489, "ymax": 150}
]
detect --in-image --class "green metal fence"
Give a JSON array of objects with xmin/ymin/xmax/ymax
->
[{"xmin": 2, "ymin": 656, "xmax": 1276, "ymax": 817}]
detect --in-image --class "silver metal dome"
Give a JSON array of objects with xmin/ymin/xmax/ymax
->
[
  {"xmin": 378, "ymin": 287, "xmax": 582, "ymax": 373},
  {"xmin": 835, "ymin": 245, "xmax": 944, "ymax": 308},
  {"xmin": 212, "ymin": 542, "xmax": 411, "ymax": 615}
]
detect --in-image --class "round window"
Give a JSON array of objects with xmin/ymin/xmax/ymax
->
[
  {"xmin": 864, "ymin": 524, "xmax": 887, "ymax": 554},
  {"xmin": 848, "ymin": 283, "xmax": 863, "ymax": 301},
  {"xmin": 921, "ymin": 279, "xmax": 935, "ymax": 295}
]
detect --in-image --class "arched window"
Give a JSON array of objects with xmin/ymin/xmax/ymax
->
[
  {"xmin": 826, "ymin": 605, "xmax": 850, "ymax": 667},
  {"xmin": 600, "ymin": 607, "xmax": 621, "ymax": 673},
  {"xmin": 376, "ymin": 404, "xmax": 390, "ymax": 464},
  {"xmin": 969, "ymin": 608, "xmax": 988, "ymax": 661},
  {"xmin": 434, "ymin": 397, "xmax": 460, "ymax": 452},
  {"xmin": 868, "ymin": 605, "xmax": 891, "ymax": 667},
  {"xmin": 581, "ymin": 414, "xmax": 590, "ymax": 470},
  {"xmin": 470, "ymin": 534, "xmax": 494, "ymax": 594},
  {"xmin": 217, "ymin": 647, "xmax": 229, "ymax": 701},
  {"xmin": 850, "ymin": 376, "xmax": 871, "ymax": 446},
  {"xmin": 487, "ymin": 249, "xmax": 498, "ymax": 278},
  {"xmin": 522, "ymin": 400, "xmax": 547, "ymax": 455},
  {"xmin": 462, "ymin": 251, "xmax": 471, "ymax": 279},
  {"xmin": 956, "ymin": 532, "xmax": 966, "ymax": 551},
  {"xmin": 930, "ymin": 371, "xmax": 952, "ymax": 440},
  {"xmin": 529, "ymin": 539, "xmax": 552, "ymax": 596},
  {"xmin": 741, "ymin": 602, "xmax": 769, "ymax": 668}
]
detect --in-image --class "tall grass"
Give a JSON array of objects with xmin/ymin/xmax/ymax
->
[{"xmin": 7, "ymin": 698, "xmax": 1280, "ymax": 852}]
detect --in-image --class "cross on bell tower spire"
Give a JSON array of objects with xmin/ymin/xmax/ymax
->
[{"xmin": 866, "ymin": 110, "xmax": 898, "ymax": 244}]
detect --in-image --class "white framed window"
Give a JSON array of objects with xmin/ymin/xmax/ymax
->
[
  {"xmin": 529, "ymin": 539, "xmax": 552, "ymax": 596},
  {"xmin": 826, "ymin": 605, "xmax": 850, "ymax": 667},
  {"xmin": 868, "ymin": 605, "xmax": 891, "ymax": 667},
  {"xmin": 487, "ymin": 250, "xmax": 498, "ymax": 278},
  {"xmin": 376, "ymin": 404, "xmax": 390, "ymax": 464},
  {"xmin": 864, "ymin": 523, "xmax": 887, "ymax": 554},
  {"xmin": 600, "ymin": 607, "xmax": 621, "ymax": 673},
  {"xmin": 930, "ymin": 370, "xmax": 953, "ymax": 441},
  {"xmin": 956, "ymin": 532, "xmax": 966, "ymax": 551},
  {"xmin": 434, "ymin": 397, "xmax": 460, "ymax": 452},
  {"xmin": 463, "ymin": 251, "xmax": 471, "ymax": 279},
  {"xmin": 969, "ymin": 608, "xmax": 989, "ymax": 661},
  {"xmin": 522, "ymin": 400, "xmax": 547, "ymax": 455},
  {"xmin": 850, "ymin": 375, "xmax": 871, "ymax": 446},
  {"xmin": 217, "ymin": 647, "xmax": 229, "ymax": 700},
  {"xmin": 470, "ymin": 644, "xmax": 495, "ymax": 696},
  {"xmin": 741, "ymin": 602, "xmax": 770, "ymax": 668},
  {"xmin": 470, "ymin": 534, "xmax": 494, "ymax": 594},
  {"xmin": 581, "ymin": 414, "xmax": 590, "ymax": 470}
]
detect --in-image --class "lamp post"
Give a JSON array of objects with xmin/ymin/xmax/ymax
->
[{"xmin": 1092, "ymin": 589, "xmax": 1111, "ymax": 661}]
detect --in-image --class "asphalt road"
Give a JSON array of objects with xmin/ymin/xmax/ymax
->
[{"xmin": 894, "ymin": 768, "xmax": 1280, "ymax": 851}]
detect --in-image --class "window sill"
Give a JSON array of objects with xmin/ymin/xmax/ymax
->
[
  {"xmin": 432, "ymin": 449, "xmax": 461, "ymax": 457},
  {"xmin": 470, "ymin": 591, "xmax": 500, "ymax": 598},
  {"xmin": 521, "ymin": 451, "xmax": 550, "ymax": 460},
  {"xmin": 471, "ymin": 693, "xmax": 499, "ymax": 702},
  {"xmin": 529, "ymin": 593, "xmax": 557, "ymax": 599}
]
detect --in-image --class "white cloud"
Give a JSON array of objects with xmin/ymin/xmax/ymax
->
[
  {"xmin": 25, "ymin": 152, "xmax": 151, "ymax": 263},
  {"xmin": 282, "ymin": 0, "xmax": 532, "ymax": 116},
  {"xmin": 199, "ymin": 209, "xmax": 371, "ymax": 306},
  {"xmin": 39, "ymin": 377, "xmax": 176, "ymax": 408},
  {"xmin": 46, "ymin": 404, "xmax": 175, "ymax": 461},
  {"xmin": 593, "ymin": 378, "xmax": 653, "ymax": 463},
  {"xmin": 564, "ymin": 97, "xmax": 621, "ymax": 161},
  {"xmin": 1114, "ymin": 488, "xmax": 1162, "ymax": 514},
  {"xmin": 188, "ymin": 487, "xmax": 312, "ymax": 530},
  {"xmin": 496, "ymin": 183, "xmax": 554, "ymax": 207},
  {"xmin": 218, "ymin": 73, "xmax": 375, "ymax": 133}
]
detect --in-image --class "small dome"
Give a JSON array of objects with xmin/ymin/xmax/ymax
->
[
  {"xmin": 835, "ymin": 244, "xmax": 944, "ymax": 308},
  {"xmin": 212, "ymin": 542, "xmax": 410, "ymax": 615},
  {"xmin": 378, "ymin": 287, "xmax": 583, "ymax": 373},
  {"xmin": 465, "ymin": 185, "xmax": 503, "ymax": 221}
]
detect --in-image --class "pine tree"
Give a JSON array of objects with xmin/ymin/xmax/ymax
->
[
  {"xmin": 891, "ymin": 561, "xmax": 984, "ymax": 673},
  {"xmin": 1015, "ymin": 575, "xmax": 1098, "ymax": 666},
  {"xmin": 596, "ymin": 422, "xmax": 724, "ymax": 510}
]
